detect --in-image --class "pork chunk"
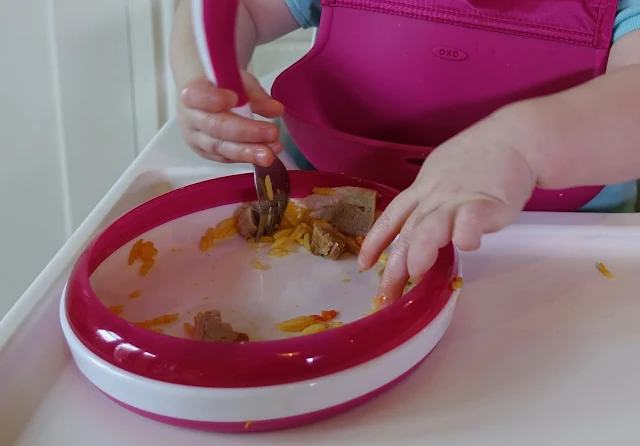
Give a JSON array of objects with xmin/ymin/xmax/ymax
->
[
  {"xmin": 193, "ymin": 310, "xmax": 249, "ymax": 343},
  {"xmin": 303, "ymin": 187, "xmax": 377, "ymax": 236},
  {"xmin": 235, "ymin": 204, "xmax": 259, "ymax": 239},
  {"xmin": 310, "ymin": 221, "xmax": 346, "ymax": 260}
]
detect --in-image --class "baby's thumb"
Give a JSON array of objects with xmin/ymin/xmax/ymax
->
[
  {"xmin": 241, "ymin": 71, "xmax": 284, "ymax": 118},
  {"xmin": 452, "ymin": 199, "xmax": 511, "ymax": 252}
]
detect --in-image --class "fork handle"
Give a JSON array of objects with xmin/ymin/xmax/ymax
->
[{"xmin": 192, "ymin": 0, "xmax": 252, "ymax": 119}]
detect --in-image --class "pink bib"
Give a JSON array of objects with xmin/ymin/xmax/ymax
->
[{"xmin": 272, "ymin": 0, "xmax": 618, "ymax": 211}]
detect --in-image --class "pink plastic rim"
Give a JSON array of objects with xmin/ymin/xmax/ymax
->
[{"xmin": 65, "ymin": 171, "xmax": 459, "ymax": 388}]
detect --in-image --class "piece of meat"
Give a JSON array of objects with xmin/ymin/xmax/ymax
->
[
  {"xmin": 193, "ymin": 310, "xmax": 249, "ymax": 343},
  {"xmin": 310, "ymin": 221, "xmax": 346, "ymax": 260},
  {"xmin": 303, "ymin": 187, "xmax": 377, "ymax": 236},
  {"xmin": 235, "ymin": 204, "xmax": 259, "ymax": 239}
]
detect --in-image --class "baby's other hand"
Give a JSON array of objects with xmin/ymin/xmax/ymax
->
[
  {"xmin": 178, "ymin": 71, "xmax": 285, "ymax": 166},
  {"xmin": 358, "ymin": 110, "xmax": 537, "ymax": 303}
]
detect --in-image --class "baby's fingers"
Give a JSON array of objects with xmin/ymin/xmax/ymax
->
[
  {"xmin": 188, "ymin": 131, "xmax": 282, "ymax": 166},
  {"xmin": 181, "ymin": 77, "xmax": 238, "ymax": 113},
  {"xmin": 375, "ymin": 218, "xmax": 416, "ymax": 305},
  {"xmin": 358, "ymin": 189, "xmax": 418, "ymax": 270},
  {"xmin": 452, "ymin": 199, "xmax": 508, "ymax": 251},
  {"xmin": 188, "ymin": 108, "xmax": 279, "ymax": 144},
  {"xmin": 406, "ymin": 206, "xmax": 454, "ymax": 279},
  {"xmin": 242, "ymin": 71, "xmax": 285, "ymax": 119}
]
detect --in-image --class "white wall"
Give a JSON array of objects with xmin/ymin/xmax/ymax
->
[
  {"xmin": 0, "ymin": 0, "xmax": 312, "ymax": 317},
  {"xmin": 0, "ymin": 0, "xmax": 146, "ymax": 315},
  {"xmin": 250, "ymin": 28, "xmax": 314, "ymax": 79},
  {"xmin": 1, "ymin": 0, "xmax": 71, "ymax": 316}
]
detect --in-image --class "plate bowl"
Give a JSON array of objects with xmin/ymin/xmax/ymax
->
[{"xmin": 61, "ymin": 171, "xmax": 462, "ymax": 432}]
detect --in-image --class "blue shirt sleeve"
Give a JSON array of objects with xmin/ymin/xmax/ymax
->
[
  {"xmin": 287, "ymin": 0, "xmax": 640, "ymax": 38},
  {"xmin": 285, "ymin": 0, "xmax": 322, "ymax": 28},
  {"xmin": 614, "ymin": 0, "xmax": 640, "ymax": 41}
]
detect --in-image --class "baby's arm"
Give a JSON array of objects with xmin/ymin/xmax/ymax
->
[
  {"xmin": 170, "ymin": 0, "xmax": 301, "ymax": 91},
  {"xmin": 505, "ymin": 29, "xmax": 640, "ymax": 190}
]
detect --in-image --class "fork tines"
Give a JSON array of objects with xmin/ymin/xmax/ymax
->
[{"xmin": 254, "ymin": 158, "xmax": 290, "ymax": 241}]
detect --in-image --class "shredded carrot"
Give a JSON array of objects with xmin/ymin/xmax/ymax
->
[
  {"xmin": 216, "ymin": 216, "xmax": 237, "ymax": 231},
  {"xmin": 271, "ymin": 237, "xmax": 292, "ymax": 249},
  {"xmin": 133, "ymin": 313, "xmax": 179, "ymax": 329},
  {"xmin": 244, "ymin": 421, "xmax": 254, "ymax": 429},
  {"xmin": 213, "ymin": 216, "xmax": 239, "ymax": 239},
  {"xmin": 450, "ymin": 276, "xmax": 464, "ymax": 290},
  {"xmin": 128, "ymin": 238, "xmax": 158, "ymax": 275},
  {"xmin": 140, "ymin": 241, "xmax": 158, "ymax": 261},
  {"xmin": 344, "ymin": 236, "xmax": 360, "ymax": 254},
  {"xmin": 303, "ymin": 233, "xmax": 311, "ymax": 251},
  {"xmin": 320, "ymin": 310, "xmax": 339, "ymax": 321},
  {"xmin": 269, "ymin": 248, "xmax": 289, "ymax": 257},
  {"xmin": 183, "ymin": 322, "xmax": 195, "ymax": 337},
  {"xmin": 276, "ymin": 310, "xmax": 340, "ymax": 332},
  {"xmin": 276, "ymin": 316, "xmax": 317, "ymax": 332},
  {"xmin": 108, "ymin": 305, "xmax": 124, "ymax": 316},
  {"xmin": 371, "ymin": 296, "xmax": 385, "ymax": 313},
  {"xmin": 274, "ymin": 228, "xmax": 295, "ymax": 240},
  {"xmin": 128, "ymin": 239, "xmax": 143, "ymax": 265},
  {"xmin": 140, "ymin": 259, "xmax": 154, "ymax": 276},
  {"xmin": 301, "ymin": 323, "xmax": 328, "ymax": 336},
  {"xmin": 200, "ymin": 227, "xmax": 215, "ymax": 252},
  {"xmin": 596, "ymin": 262, "xmax": 615, "ymax": 279},
  {"xmin": 128, "ymin": 290, "xmax": 141, "ymax": 299},
  {"xmin": 252, "ymin": 261, "xmax": 267, "ymax": 270},
  {"xmin": 312, "ymin": 187, "xmax": 336, "ymax": 196}
]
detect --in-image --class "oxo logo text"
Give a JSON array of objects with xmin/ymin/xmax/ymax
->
[{"xmin": 432, "ymin": 47, "xmax": 467, "ymax": 61}]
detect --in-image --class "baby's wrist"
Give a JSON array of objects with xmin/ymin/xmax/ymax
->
[{"xmin": 489, "ymin": 100, "xmax": 554, "ymax": 189}]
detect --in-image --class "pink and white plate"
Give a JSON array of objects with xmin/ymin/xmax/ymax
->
[{"xmin": 60, "ymin": 170, "xmax": 462, "ymax": 433}]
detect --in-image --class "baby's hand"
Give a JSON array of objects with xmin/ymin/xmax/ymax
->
[
  {"xmin": 358, "ymin": 110, "xmax": 537, "ymax": 303},
  {"xmin": 178, "ymin": 71, "xmax": 285, "ymax": 167}
]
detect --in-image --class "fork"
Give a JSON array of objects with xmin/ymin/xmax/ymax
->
[
  {"xmin": 254, "ymin": 159, "xmax": 291, "ymax": 240},
  {"xmin": 192, "ymin": 0, "xmax": 291, "ymax": 240}
]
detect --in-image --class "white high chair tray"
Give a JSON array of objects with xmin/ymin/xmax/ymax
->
[{"xmin": 3, "ymin": 119, "xmax": 640, "ymax": 445}]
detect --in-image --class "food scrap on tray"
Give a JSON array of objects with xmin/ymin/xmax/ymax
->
[
  {"xmin": 596, "ymin": 262, "xmax": 615, "ymax": 279},
  {"xmin": 128, "ymin": 239, "xmax": 158, "ymax": 276},
  {"xmin": 183, "ymin": 310, "xmax": 249, "ymax": 343}
]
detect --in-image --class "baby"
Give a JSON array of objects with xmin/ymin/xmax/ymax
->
[{"xmin": 171, "ymin": 0, "xmax": 640, "ymax": 301}]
